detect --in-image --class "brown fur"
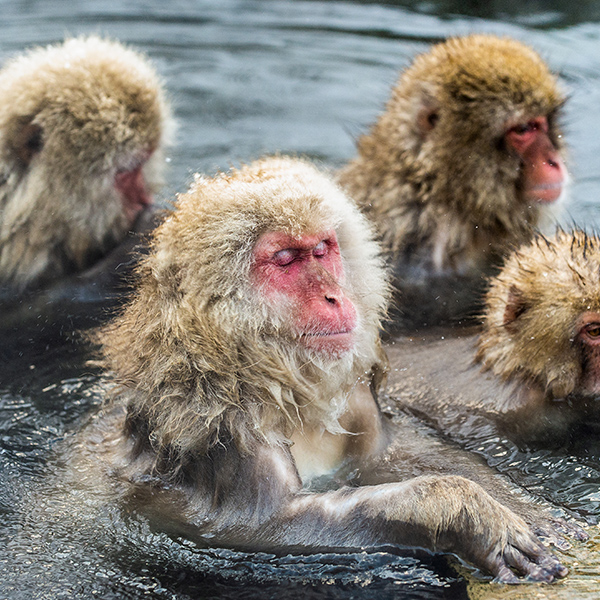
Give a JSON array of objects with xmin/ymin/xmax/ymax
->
[
  {"xmin": 97, "ymin": 156, "xmax": 389, "ymax": 459},
  {"xmin": 338, "ymin": 34, "xmax": 565, "ymax": 328},
  {"xmin": 85, "ymin": 157, "xmax": 570, "ymax": 582},
  {"xmin": 478, "ymin": 230, "xmax": 600, "ymax": 398},
  {"xmin": 384, "ymin": 230, "xmax": 600, "ymax": 444},
  {"xmin": 0, "ymin": 36, "xmax": 173, "ymax": 291}
]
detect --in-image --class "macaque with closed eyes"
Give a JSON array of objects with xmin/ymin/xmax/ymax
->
[
  {"xmin": 76, "ymin": 157, "xmax": 577, "ymax": 584},
  {"xmin": 0, "ymin": 36, "xmax": 172, "ymax": 297},
  {"xmin": 384, "ymin": 230, "xmax": 600, "ymax": 447},
  {"xmin": 338, "ymin": 34, "xmax": 567, "ymax": 329}
]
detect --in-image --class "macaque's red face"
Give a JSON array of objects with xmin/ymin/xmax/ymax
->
[
  {"xmin": 114, "ymin": 155, "xmax": 154, "ymax": 225},
  {"xmin": 577, "ymin": 312, "xmax": 600, "ymax": 395},
  {"xmin": 251, "ymin": 229, "xmax": 357, "ymax": 357},
  {"xmin": 505, "ymin": 116, "xmax": 565, "ymax": 204}
]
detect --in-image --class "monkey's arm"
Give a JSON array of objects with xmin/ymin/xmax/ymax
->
[{"xmin": 176, "ymin": 441, "xmax": 566, "ymax": 583}]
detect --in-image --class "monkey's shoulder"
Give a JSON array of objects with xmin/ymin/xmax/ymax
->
[{"xmin": 382, "ymin": 332, "xmax": 522, "ymax": 434}]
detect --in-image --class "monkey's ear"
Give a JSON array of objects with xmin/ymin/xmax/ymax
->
[
  {"xmin": 503, "ymin": 284, "xmax": 529, "ymax": 332},
  {"xmin": 417, "ymin": 108, "xmax": 439, "ymax": 134},
  {"xmin": 415, "ymin": 93, "xmax": 440, "ymax": 136},
  {"xmin": 11, "ymin": 121, "xmax": 44, "ymax": 165}
]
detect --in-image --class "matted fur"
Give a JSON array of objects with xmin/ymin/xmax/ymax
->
[
  {"xmin": 0, "ymin": 36, "xmax": 173, "ymax": 290},
  {"xmin": 339, "ymin": 34, "xmax": 565, "ymax": 271},
  {"xmin": 97, "ymin": 157, "xmax": 389, "ymax": 456},
  {"xmin": 477, "ymin": 230, "xmax": 600, "ymax": 397}
]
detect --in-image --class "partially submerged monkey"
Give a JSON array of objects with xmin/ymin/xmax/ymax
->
[
  {"xmin": 0, "ymin": 36, "xmax": 172, "ymax": 296},
  {"xmin": 384, "ymin": 229, "xmax": 600, "ymax": 446},
  {"xmin": 338, "ymin": 34, "xmax": 567, "ymax": 329},
  {"xmin": 78, "ymin": 157, "xmax": 572, "ymax": 583}
]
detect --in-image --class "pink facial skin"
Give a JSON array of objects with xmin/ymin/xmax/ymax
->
[
  {"xmin": 578, "ymin": 312, "xmax": 600, "ymax": 395},
  {"xmin": 505, "ymin": 116, "xmax": 565, "ymax": 204},
  {"xmin": 251, "ymin": 229, "xmax": 357, "ymax": 357},
  {"xmin": 115, "ymin": 162, "xmax": 153, "ymax": 225}
]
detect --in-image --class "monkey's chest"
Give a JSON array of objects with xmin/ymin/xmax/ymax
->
[{"xmin": 290, "ymin": 428, "xmax": 350, "ymax": 483}]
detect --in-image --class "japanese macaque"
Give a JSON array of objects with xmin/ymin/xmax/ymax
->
[
  {"xmin": 338, "ymin": 34, "xmax": 567, "ymax": 329},
  {"xmin": 384, "ymin": 230, "xmax": 600, "ymax": 446},
  {"xmin": 79, "ymin": 156, "xmax": 574, "ymax": 583},
  {"xmin": 0, "ymin": 36, "xmax": 172, "ymax": 295}
]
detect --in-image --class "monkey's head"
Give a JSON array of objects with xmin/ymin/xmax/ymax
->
[
  {"xmin": 0, "ymin": 36, "xmax": 173, "ymax": 291},
  {"xmin": 371, "ymin": 34, "xmax": 566, "ymax": 233},
  {"xmin": 477, "ymin": 230, "xmax": 600, "ymax": 400},
  {"xmin": 98, "ymin": 157, "xmax": 389, "ymax": 455}
]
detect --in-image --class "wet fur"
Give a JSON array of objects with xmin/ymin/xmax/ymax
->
[
  {"xmin": 0, "ymin": 36, "xmax": 173, "ymax": 291},
  {"xmin": 81, "ymin": 158, "xmax": 572, "ymax": 581},
  {"xmin": 338, "ymin": 34, "xmax": 566, "ymax": 329}
]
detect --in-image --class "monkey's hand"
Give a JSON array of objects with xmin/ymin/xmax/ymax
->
[
  {"xmin": 427, "ymin": 476, "xmax": 568, "ymax": 583},
  {"xmin": 525, "ymin": 512, "xmax": 588, "ymax": 550}
]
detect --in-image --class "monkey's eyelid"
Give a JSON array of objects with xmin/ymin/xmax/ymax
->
[
  {"xmin": 272, "ymin": 248, "xmax": 298, "ymax": 266},
  {"xmin": 509, "ymin": 122, "xmax": 537, "ymax": 135},
  {"xmin": 313, "ymin": 241, "xmax": 328, "ymax": 256}
]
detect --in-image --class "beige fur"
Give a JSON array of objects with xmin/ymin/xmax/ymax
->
[
  {"xmin": 478, "ymin": 230, "xmax": 600, "ymax": 398},
  {"xmin": 96, "ymin": 156, "xmax": 389, "ymax": 457},
  {"xmin": 0, "ymin": 36, "xmax": 173, "ymax": 291},
  {"xmin": 85, "ymin": 157, "xmax": 570, "ymax": 581},
  {"xmin": 338, "ymin": 34, "xmax": 565, "ymax": 276}
]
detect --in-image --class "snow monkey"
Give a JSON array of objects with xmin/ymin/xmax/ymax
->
[
  {"xmin": 0, "ymin": 36, "xmax": 172, "ymax": 294},
  {"xmin": 82, "ymin": 157, "xmax": 571, "ymax": 583},
  {"xmin": 384, "ymin": 230, "xmax": 600, "ymax": 446},
  {"xmin": 338, "ymin": 34, "xmax": 567, "ymax": 329}
]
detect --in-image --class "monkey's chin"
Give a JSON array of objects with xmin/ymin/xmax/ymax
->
[
  {"xmin": 525, "ymin": 183, "xmax": 563, "ymax": 204},
  {"xmin": 300, "ymin": 331, "xmax": 355, "ymax": 358}
]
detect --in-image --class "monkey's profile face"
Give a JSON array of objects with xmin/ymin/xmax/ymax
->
[
  {"xmin": 479, "ymin": 231, "xmax": 600, "ymax": 399},
  {"xmin": 577, "ymin": 312, "xmax": 600, "ymax": 395},
  {"xmin": 505, "ymin": 116, "xmax": 565, "ymax": 204},
  {"xmin": 251, "ymin": 229, "xmax": 357, "ymax": 357},
  {"xmin": 0, "ymin": 36, "xmax": 172, "ymax": 291}
]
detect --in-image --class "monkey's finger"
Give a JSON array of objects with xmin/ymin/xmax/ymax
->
[
  {"xmin": 535, "ymin": 517, "xmax": 589, "ymax": 546},
  {"xmin": 491, "ymin": 563, "xmax": 520, "ymax": 584},
  {"xmin": 556, "ymin": 519, "xmax": 588, "ymax": 542},
  {"xmin": 503, "ymin": 542, "xmax": 567, "ymax": 582},
  {"xmin": 532, "ymin": 526, "xmax": 571, "ymax": 551}
]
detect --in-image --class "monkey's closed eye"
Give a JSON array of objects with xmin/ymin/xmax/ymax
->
[
  {"xmin": 273, "ymin": 248, "xmax": 298, "ymax": 267},
  {"xmin": 313, "ymin": 241, "xmax": 328, "ymax": 258}
]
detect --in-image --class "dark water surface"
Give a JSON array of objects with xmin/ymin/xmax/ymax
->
[{"xmin": 3, "ymin": 1, "xmax": 600, "ymax": 598}]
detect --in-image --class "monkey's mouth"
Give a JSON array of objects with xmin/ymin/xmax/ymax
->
[
  {"xmin": 300, "ymin": 330, "xmax": 355, "ymax": 355},
  {"xmin": 524, "ymin": 182, "xmax": 562, "ymax": 203}
]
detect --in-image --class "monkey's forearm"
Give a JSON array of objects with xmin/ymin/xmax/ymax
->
[{"xmin": 183, "ymin": 474, "xmax": 565, "ymax": 583}]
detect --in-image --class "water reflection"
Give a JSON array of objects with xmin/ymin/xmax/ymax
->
[
  {"xmin": 352, "ymin": 0, "xmax": 600, "ymax": 28},
  {"xmin": 2, "ymin": 0, "xmax": 600, "ymax": 598}
]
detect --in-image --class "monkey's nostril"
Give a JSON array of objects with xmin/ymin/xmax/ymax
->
[{"xmin": 325, "ymin": 296, "xmax": 337, "ymax": 305}]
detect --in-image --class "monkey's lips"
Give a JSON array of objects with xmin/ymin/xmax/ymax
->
[
  {"xmin": 300, "ymin": 330, "xmax": 356, "ymax": 356},
  {"xmin": 524, "ymin": 182, "xmax": 562, "ymax": 203}
]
